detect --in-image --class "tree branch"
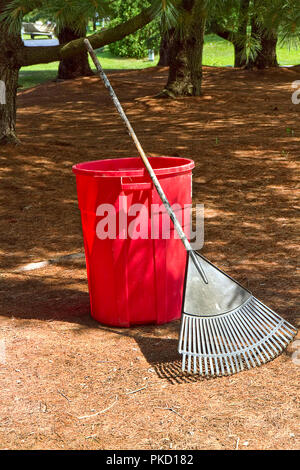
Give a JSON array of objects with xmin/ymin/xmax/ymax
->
[
  {"xmin": 16, "ymin": 6, "xmax": 154, "ymax": 67},
  {"xmin": 210, "ymin": 21, "xmax": 235, "ymax": 42}
]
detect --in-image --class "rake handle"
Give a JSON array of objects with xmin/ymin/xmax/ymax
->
[{"xmin": 84, "ymin": 39, "xmax": 208, "ymax": 284}]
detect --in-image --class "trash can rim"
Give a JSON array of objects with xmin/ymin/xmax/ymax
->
[{"xmin": 72, "ymin": 156, "xmax": 195, "ymax": 178}]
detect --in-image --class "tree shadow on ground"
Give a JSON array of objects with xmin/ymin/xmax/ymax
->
[
  {"xmin": 0, "ymin": 261, "xmax": 297, "ymax": 384},
  {"xmin": 0, "ymin": 67, "xmax": 299, "ymax": 375}
]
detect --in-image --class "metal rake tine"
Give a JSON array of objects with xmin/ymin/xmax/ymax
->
[
  {"xmin": 178, "ymin": 314, "xmax": 186, "ymax": 349},
  {"xmin": 254, "ymin": 299, "xmax": 296, "ymax": 335},
  {"xmin": 241, "ymin": 306, "xmax": 273, "ymax": 361},
  {"xmin": 222, "ymin": 315, "xmax": 244, "ymax": 371},
  {"xmin": 181, "ymin": 315, "xmax": 188, "ymax": 372},
  {"xmin": 235, "ymin": 309, "xmax": 267, "ymax": 364},
  {"xmin": 199, "ymin": 318, "xmax": 209, "ymax": 376},
  {"xmin": 213, "ymin": 317, "xmax": 231, "ymax": 375},
  {"xmin": 247, "ymin": 304, "xmax": 287, "ymax": 349},
  {"xmin": 242, "ymin": 309, "xmax": 270, "ymax": 363},
  {"xmin": 187, "ymin": 316, "xmax": 193, "ymax": 373},
  {"xmin": 195, "ymin": 318, "xmax": 203, "ymax": 376},
  {"xmin": 253, "ymin": 299, "xmax": 291, "ymax": 333},
  {"xmin": 210, "ymin": 318, "xmax": 226, "ymax": 376},
  {"xmin": 216, "ymin": 316, "xmax": 237, "ymax": 374},
  {"xmin": 203, "ymin": 319, "xmax": 214, "ymax": 376},
  {"xmin": 192, "ymin": 317, "xmax": 198, "ymax": 374},
  {"xmin": 252, "ymin": 302, "xmax": 284, "ymax": 331},
  {"xmin": 254, "ymin": 300, "xmax": 296, "ymax": 340},
  {"xmin": 243, "ymin": 304, "xmax": 281, "ymax": 358},
  {"xmin": 244, "ymin": 305, "xmax": 282, "ymax": 355},
  {"xmin": 229, "ymin": 310, "xmax": 261, "ymax": 366},
  {"xmin": 207, "ymin": 318, "xmax": 220, "ymax": 376},
  {"xmin": 228, "ymin": 309, "xmax": 262, "ymax": 368}
]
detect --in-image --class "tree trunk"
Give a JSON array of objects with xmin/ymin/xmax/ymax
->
[
  {"xmin": 0, "ymin": 0, "xmax": 23, "ymax": 145},
  {"xmin": 57, "ymin": 27, "xmax": 93, "ymax": 79},
  {"xmin": 0, "ymin": 64, "xmax": 20, "ymax": 145},
  {"xmin": 234, "ymin": 0, "xmax": 250, "ymax": 67},
  {"xmin": 234, "ymin": 42, "xmax": 247, "ymax": 67},
  {"xmin": 93, "ymin": 17, "xmax": 97, "ymax": 32},
  {"xmin": 160, "ymin": 0, "xmax": 207, "ymax": 97},
  {"xmin": 256, "ymin": 31, "xmax": 278, "ymax": 67},
  {"xmin": 250, "ymin": 24, "xmax": 278, "ymax": 69},
  {"xmin": 157, "ymin": 31, "xmax": 170, "ymax": 66},
  {"xmin": 209, "ymin": 21, "xmax": 247, "ymax": 67}
]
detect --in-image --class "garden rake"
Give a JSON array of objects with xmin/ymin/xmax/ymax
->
[{"xmin": 85, "ymin": 39, "xmax": 297, "ymax": 377}]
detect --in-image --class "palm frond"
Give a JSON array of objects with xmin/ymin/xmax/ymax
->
[
  {"xmin": 244, "ymin": 32, "xmax": 262, "ymax": 63},
  {"xmin": 150, "ymin": 0, "xmax": 182, "ymax": 29},
  {"xmin": 0, "ymin": 0, "xmax": 43, "ymax": 33},
  {"xmin": 0, "ymin": 0, "xmax": 112, "ymax": 35}
]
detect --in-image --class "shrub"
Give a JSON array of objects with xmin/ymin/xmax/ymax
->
[{"xmin": 108, "ymin": 0, "xmax": 160, "ymax": 58}]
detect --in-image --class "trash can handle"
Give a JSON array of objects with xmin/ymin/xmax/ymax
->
[{"xmin": 121, "ymin": 178, "xmax": 152, "ymax": 191}]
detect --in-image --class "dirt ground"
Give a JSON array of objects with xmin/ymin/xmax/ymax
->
[{"xmin": 0, "ymin": 66, "xmax": 299, "ymax": 450}]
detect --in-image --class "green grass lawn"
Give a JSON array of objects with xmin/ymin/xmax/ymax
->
[
  {"xmin": 203, "ymin": 34, "xmax": 300, "ymax": 66},
  {"xmin": 19, "ymin": 34, "xmax": 299, "ymax": 90},
  {"xmin": 19, "ymin": 43, "xmax": 158, "ymax": 89}
]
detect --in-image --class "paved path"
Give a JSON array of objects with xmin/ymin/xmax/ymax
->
[{"xmin": 23, "ymin": 38, "xmax": 59, "ymax": 47}]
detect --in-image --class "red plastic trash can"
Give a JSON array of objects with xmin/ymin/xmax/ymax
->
[{"xmin": 72, "ymin": 156, "xmax": 195, "ymax": 327}]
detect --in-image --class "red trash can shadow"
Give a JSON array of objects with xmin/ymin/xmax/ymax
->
[{"xmin": 72, "ymin": 156, "xmax": 195, "ymax": 327}]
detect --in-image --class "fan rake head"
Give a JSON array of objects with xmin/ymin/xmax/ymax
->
[
  {"xmin": 178, "ymin": 297, "xmax": 297, "ymax": 377},
  {"xmin": 178, "ymin": 252, "xmax": 298, "ymax": 377}
]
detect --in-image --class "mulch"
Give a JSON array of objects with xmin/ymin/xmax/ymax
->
[{"xmin": 0, "ymin": 65, "xmax": 299, "ymax": 449}]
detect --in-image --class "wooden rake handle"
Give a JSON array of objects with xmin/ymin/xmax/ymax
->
[{"xmin": 84, "ymin": 39, "xmax": 208, "ymax": 284}]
